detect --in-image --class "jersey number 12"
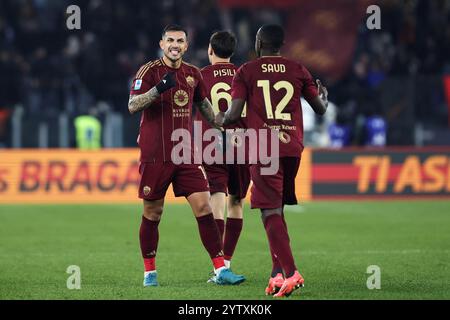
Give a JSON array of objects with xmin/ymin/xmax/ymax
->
[{"xmin": 257, "ymin": 80, "xmax": 294, "ymax": 121}]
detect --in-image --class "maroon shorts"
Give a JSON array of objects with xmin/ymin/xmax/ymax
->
[
  {"xmin": 203, "ymin": 163, "xmax": 251, "ymax": 199},
  {"xmin": 227, "ymin": 163, "xmax": 251, "ymax": 199},
  {"xmin": 249, "ymin": 157, "xmax": 301, "ymax": 209},
  {"xmin": 203, "ymin": 164, "xmax": 228, "ymax": 194},
  {"xmin": 139, "ymin": 162, "xmax": 209, "ymax": 200}
]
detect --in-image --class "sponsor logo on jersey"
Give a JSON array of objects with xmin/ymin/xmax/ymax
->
[{"xmin": 174, "ymin": 90, "xmax": 189, "ymax": 107}]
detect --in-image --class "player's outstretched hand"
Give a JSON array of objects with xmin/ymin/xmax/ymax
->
[
  {"xmin": 155, "ymin": 72, "xmax": 176, "ymax": 94},
  {"xmin": 316, "ymin": 79, "xmax": 328, "ymax": 101}
]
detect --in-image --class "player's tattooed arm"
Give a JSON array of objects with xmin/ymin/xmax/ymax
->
[
  {"xmin": 128, "ymin": 87, "xmax": 160, "ymax": 114},
  {"xmin": 216, "ymin": 98, "xmax": 245, "ymax": 127},
  {"xmin": 128, "ymin": 72, "xmax": 176, "ymax": 114},
  {"xmin": 195, "ymin": 98, "xmax": 224, "ymax": 131}
]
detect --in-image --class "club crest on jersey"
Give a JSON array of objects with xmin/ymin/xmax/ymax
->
[
  {"xmin": 134, "ymin": 79, "xmax": 142, "ymax": 90},
  {"xmin": 278, "ymin": 131, "xmax": 291, "ymax": 144},
  {"xmin": 174, "ymin": 90, "xmax": 189, "ymax": 107},
  {"xmin": 186, "ymin": 76, "xmax": 195, "ymax": 88}
]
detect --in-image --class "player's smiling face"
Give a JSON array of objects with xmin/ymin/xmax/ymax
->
[{"xmin": 160, "ymin": 31, "xmax": 188, "ymax": 63}]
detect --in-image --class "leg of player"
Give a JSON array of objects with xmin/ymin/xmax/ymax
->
[
  {"xmin": 223, "ymin": 194, "xmax": 244, "ymax": 269},
  {"xmin": 264, "ymin": 224, "xmax": 284, "ymax": 295},
  {"xmin": 140, "ymin": 198, "xmax": 164, "ymax": 287},
  {"xmin": 208, "ymin": 191, "xmax": 226, "ymax": 282},
  {"xmin": 265, "ymin": 245, "xmax": 285, "ymax": 295},
  {"xmin": 261, "ymin": 208, "xmax": 304, "ymax": 297},
  {"xmin": 187, "ymin": 191, "xmax": 245, "ymax": 285},
  {"xmin": 210, "ymin": 192, "xmax": 226, "ymax": 241}
]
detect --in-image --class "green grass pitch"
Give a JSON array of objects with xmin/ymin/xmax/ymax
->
[{"xmin": 1, "ymin": 201, "xmax": 449, "ymax": 300}]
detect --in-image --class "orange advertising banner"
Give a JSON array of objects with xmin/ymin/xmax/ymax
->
[
  {"xmin": 311, "ymin": 148, "xmax": 450, "ymax": 199},
  {"xmin": 0, "ymin": 149, "xmax": 312, "ymax": 204}
]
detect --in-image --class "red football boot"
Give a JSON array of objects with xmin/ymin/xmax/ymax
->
[
  {"xmin": 265, "ymin": 273, "xmax": 285, "ymax": 295},
  {"xmin": 273, "ymin": 271, "xmax": 304, "ymax": 298}
]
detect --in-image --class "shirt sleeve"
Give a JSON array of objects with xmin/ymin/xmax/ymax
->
[
  {"xmin": 129, "ymin": 66, "xmax": 154, "ymax": 96},
  {"xmin": 231, "ymin": 65, "xmax": 248, "ymax": 100},
  {"xmin": 300, "ymin": 65, "xmax": 319, "ymax": 101},
  {"xmin": 193, "ymin": 68, "xmax": 208, "ymax": 103}
]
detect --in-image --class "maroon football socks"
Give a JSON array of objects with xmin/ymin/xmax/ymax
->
[
  {"xmin": 223, "ymin": 218, "xmax": 243, "ymax": 261},
  {"xmin": 263, "ymin": 214, "xmax": 297, "ymax": 278},
  {"xmin": 215, "ymin": 219, "xmax": 225, "ymax": 241},
  {"xmin": 197, "ymin": 213, "xmax": 225, "ymax": 269},
  {"xmin": 140, "ymin": 215, "xmax": 160, "ymax": 272},
  {"xmin": 268, "ymin": 239, "xmax": 284, "ymax": 277}
]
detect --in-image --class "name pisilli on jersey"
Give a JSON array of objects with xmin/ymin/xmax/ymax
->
[
  {"xmin": 197, "ymin": 62, "xmax": 246, "ymax": 130},
  {"xmin": 231, "ymin": 56, "xmax": 319, "ymax": 157},
  {"xmin": 130, "ymin": 58, "xmax": 207, "ymax": 163}
]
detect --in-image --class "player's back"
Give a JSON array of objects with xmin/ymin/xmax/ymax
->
[
  {"xmin": 197, "ymin": 63, "xmax": 241, "ymax": 127},
  {"xmin": 232, "ymin": 56, "xmax": 318, "ymax": 158}
]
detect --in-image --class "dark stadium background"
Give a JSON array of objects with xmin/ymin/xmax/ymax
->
[
  {"xmin": 1, "ymin": 0, "xmax": 450, "ymax": 301},
  {"xmin": 0, "ymin": 0, "xmax": 449, "ymax": 148}
]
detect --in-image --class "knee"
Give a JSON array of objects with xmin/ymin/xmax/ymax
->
[
  {"xmin": 260, "ymin": 208, "xmax": 282, "ymax": 222},
  {"xmin": 143, "ymin": 205, "xmax": 163, "ymax": 221},
  {"xmin": 196, "ymin": 202, "xmax": 213, "ymax": 216}
]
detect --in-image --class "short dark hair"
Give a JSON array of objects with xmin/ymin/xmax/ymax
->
[
  {"xmin": 162, "ymin": 24, "xmax": 188, "ymax": 38},
  {"xmin": 259, "ymin": 24, "xmax": 284, "ymax": 51},
  {"xmin": 210, "ymin": 31, "xmax": 237, "ymax": 59}
]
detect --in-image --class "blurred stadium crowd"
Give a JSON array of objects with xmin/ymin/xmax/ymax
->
[{"xmin": 0, "ymin": 0, "xmax": 449, "ymax": 148}]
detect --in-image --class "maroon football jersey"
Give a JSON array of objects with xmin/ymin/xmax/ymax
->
[
  {"xmin": 231, "ymin": 56, "xmax": 319, "ymax": 157},
  {"xmin": 130, "ymin": 58, "xmax": 207, "ymax": 163},
  {"xmin": 197, "ymin": 62, "xmax": 246, "ymax": 130},
  {"xmin": 195, "ymin": 62, "xmax": 246, "ymax": 159}
]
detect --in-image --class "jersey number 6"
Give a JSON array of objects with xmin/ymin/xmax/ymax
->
[{"xmin": 210, "ymin": 82, "xmax": 247, "ymax": 118}]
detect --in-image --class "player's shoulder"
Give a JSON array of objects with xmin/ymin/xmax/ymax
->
[
  {"xmin": 276, "ymin": 56, "xmax": 312, "ymax": 76},
  {"xmin": 200, "ymin": 63, "xmax": 214, "ymax": 74},
  {"xmin": 135, "ymin": 59, "xmax": 163, "ymax": 79},
  {"xmin": 285, "ymin": 58, "xmax": 310, "ymax": 73},
  {"xmin": 202, "ymin": 62, "xmax": 237, "ymax": 72},
  {"xmin": 182, "ymin": 61, "xmax": 202, "ymax": 73},
  {"xmin": 268, "ymin": 56, "xmax": 304, "ymax": 69}
]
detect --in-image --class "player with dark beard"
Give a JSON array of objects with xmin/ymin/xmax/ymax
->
[{"xmin": 129, "ymin": 24, "xmax": 245, "ymax": 287}]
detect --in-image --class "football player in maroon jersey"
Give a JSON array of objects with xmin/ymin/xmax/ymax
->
[
  {"xmin": 195, "ymin": 31, "xmax": 250, "ymax": 282},
  {"xmin": 128, "ymin": 24, "xmax": 245, "ymax": 287},
  {"xmin": 217, "ymin": 24, "xmax": 328, "ymax": 297}
]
